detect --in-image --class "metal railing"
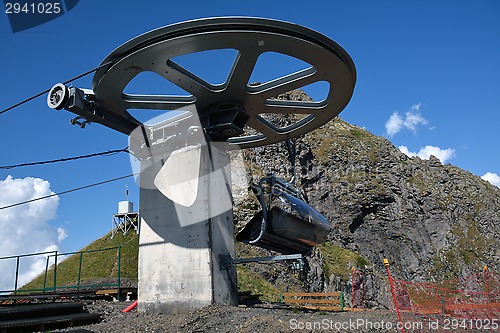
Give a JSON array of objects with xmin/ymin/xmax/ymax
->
[{"xmin": 0, "ymin": 246, "xmax": 122, "ymax": 297}]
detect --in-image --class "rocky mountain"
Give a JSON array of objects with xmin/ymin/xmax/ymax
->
[{"xmin": 233, "ymin": 90, "xmax": 500, "ymax": 305}]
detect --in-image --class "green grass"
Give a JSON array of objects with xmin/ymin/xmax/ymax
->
[
  {"xmin": 20, "ymin": 231, "xmax": 138, "ymax": 292},
  {"xmin": 236, "ymin": 266, "xmax": 281, "ymax": 302},
  {"xmin": 18, "ymin": 226, "xmax": 369, "ymax": 304},
  {"xmin": 313, "ymin": 119, "xmax": 386, "ymax": 166},
  {"xmin": 318, "ymin": 242, "xmax": 371, "ymax": 282},
  {"xmin": 349, "ymin": 128, "xmax": 368, "ymax": 139},
  {"xmin": 431, "ymin": 220, "xmax": 492, "ymax": 278}
]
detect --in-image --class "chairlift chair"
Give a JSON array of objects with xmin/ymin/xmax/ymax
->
[{"xmin": 236, "ymin": 174, "xmax": 331, "ymax": 254}]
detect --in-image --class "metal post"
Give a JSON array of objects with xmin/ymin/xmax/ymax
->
[
  {"xmin": 117, "ymin": 246, "xmax": 122, "ymax": 301},
  {"xmin": 484, "ymin": 266, "xmax": 491, "ymax": 321},
  {"xmin": 77, "ymin": 252, "xmax": 83, "ymax": 292},
  {"xmin": 384, "ymin": 258, "xmax": 405, "ymax": 333},
  {"xmin": 53, "ymin": 251, "xmax": 58, "ymax": 291},
  {"xmin": 43, "ymin": 255, "xmax": 50, "ymax": 290},
  {"xmin": 14, "ymin": 256, "xmax": 20, "ymax": 293},
  {"xmin": 222, "ymin": 254, "xmax": 304, "ymax": 267},
  {"xmin": 351, "ymin": 267, "xmax": 355, "ymax": 310}
]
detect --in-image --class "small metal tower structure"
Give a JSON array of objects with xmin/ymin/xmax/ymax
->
[{"xmin": 111, "ymin": 200, "xmax": 139, "ymax": 239}]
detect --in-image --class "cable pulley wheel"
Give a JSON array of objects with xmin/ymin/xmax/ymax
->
[
  {"xmin": 92, "ymin": 17, "xmax": 356, "ymax": 149},
  {"xmin": 47, "ymin": 83, "xmax": 70, "ymax": 110}
]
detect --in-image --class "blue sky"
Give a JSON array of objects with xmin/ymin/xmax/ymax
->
[{"xmin": 0, "ymin": 0, "xmax": 499, "ymax": 259}]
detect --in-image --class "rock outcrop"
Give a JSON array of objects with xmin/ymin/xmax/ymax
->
[{"xmin": 233, "ymin": 90, "xmax": 500, "ymax": 306}]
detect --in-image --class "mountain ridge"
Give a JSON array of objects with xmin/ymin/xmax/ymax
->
[{"xmin": 235, "ymin": 90, "xmax": 499, "ymax": 290}]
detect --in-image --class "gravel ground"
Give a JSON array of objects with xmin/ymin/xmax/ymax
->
[{"xmin": 54, "ymin": 301, "xmax": 405, "ymax": 333}]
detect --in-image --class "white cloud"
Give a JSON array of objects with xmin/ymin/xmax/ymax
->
[
  {"xmin": 399, "ymin": 145, "xmax": 416, "ymax": 157},
  {"xmin": 385, "ymin": 112, "xmax": 404, "ymax": 137},
  {"xmin": 481, "ymin": 172, "xmax": 500, "ymax": 188},
  {"xmin": 399, "ymin": 145, "xmax": 456, "ymax": 164},
  {"xmin": 57, "ymin": 227, "xmax": 68, "ymax": 242},
  {"xmin": 0, "ymin": 176, "xmax": 64, "ymax": 291},
  {"xmin": 386, "ymin": 103, "xmax": 428, "ymax": 137}
]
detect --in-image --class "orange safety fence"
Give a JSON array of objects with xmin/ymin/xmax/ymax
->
[{"xmin": 385, "ymin": 261, "xmax": 499, "ymax": 333}]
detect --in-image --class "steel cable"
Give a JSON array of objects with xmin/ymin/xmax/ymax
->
[
  {"xmin": 0, "ymin": 61, "xmax": 114, "ymax": 116},
  {"xmin": 0, "ymin": 148, "xmax": 129, "ymax": 170}
]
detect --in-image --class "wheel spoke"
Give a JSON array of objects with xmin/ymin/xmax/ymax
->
[
  {"xmin": 263, "ymin": 99, "xmax": 327, "ymax": 115},
  {"xmin": 246, "ymin": 116, "xmax": 278, "ymax": 137},
  {"xmin": 247, "ymin": 67, "xmax": 317, "ymax": 99},
  {"xmin": 226, "ymin": 49, "xmax": 261, "ymax": 91},
  {"xmin": 123, "ymin": 94, "xmax": 196, "ymax": 110},
  {"xmin": 155, "ymin": 60, "xmax": 216, "ymax": 96}
]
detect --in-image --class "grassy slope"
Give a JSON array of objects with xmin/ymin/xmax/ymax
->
[
  {"xmin": 20, "ymin": 230, "xmax": 361, "ymax": 302},
  {"xmin": 318, "ymin": 242, "xmax": 370, "ymax": 283},
  {"xmin": 237, "ymin": 266, "xmax": 281, "ymax": 302},
  {"xmin": 21, "ymin": 231, "xmax": 138, "ymax": 291}
]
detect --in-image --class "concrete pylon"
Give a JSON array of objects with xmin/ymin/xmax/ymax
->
[{"xmin": 137, "ymin": 142, "xmax": 238, "ymax": 313}]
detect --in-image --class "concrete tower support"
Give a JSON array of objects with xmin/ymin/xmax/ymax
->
[{"xmin": 137, "ymin": 143, "xmax": 238, "ymax": 313}]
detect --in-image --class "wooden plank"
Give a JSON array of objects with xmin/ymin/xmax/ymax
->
[
  {"xmin": 282, "ymin": 292, "xmax": 340, "ymax": 297},
  {"xmin": 412, "ymin": 309, "xmax": 442, "ymax": 315},
  {"xmin": 95, "ymin": 288, "xmax": 136, "ymax": 295},
  {"xmin": 445, "ymin": 302, "xmax": 500, "ymax": 311},
  {"xmin": 280, "ymin": 291, "xmax": 344, "ymax": 312},
  {"xmin": 239, "ymin": 294, "xmax": 263, "ymax": 300},
  {"xmin": 302, "ymin": 305, "xmax": 343, "ymax": 311},
  {"xmin": 283, "ymin": 298, "xmax": 341, "ymax": 304},
  {"xmin": 409, "ymin": 302, "xmax": 500, "ymax": 315},
  {"xmin": 95, "ymin": 289, "xmax": 119, "ymax": 295}
]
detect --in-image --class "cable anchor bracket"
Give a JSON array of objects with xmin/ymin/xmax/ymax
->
[
  {"xmin": 48, "ymin": 84, "xmax": 95, "ymax": 127},
  {"xmin": 47, "ymin": 83, "xmax": 139, "ymax": 134}
]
